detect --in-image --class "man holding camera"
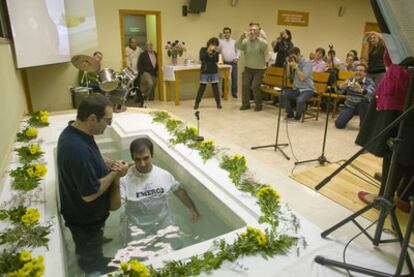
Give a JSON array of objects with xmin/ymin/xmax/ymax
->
[
  {"xmin": 279, "ymin": 47, "xmax": 314, "ymax": 121},
  {"xmin": 236, "ymin": 24, "xmax": 268, "ymax": 111},
  {"xmin": 335, "ymin": 63, "xmax": 375, "ymax": 129}
]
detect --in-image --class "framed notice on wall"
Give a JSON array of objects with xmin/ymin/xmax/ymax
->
[{"xmin": 277, "ymin": 10, "xmax": 309, "ymax": 27}]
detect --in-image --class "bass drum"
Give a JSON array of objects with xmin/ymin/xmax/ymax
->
[{"xmin": 98, "ymin": 68, "xmax": 119, "ymax": 92}]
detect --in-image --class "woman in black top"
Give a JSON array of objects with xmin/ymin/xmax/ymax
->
[
  {"xmin": 194, "ymin": 37, "xmax": 221, "ymax": 109},
  {"xmin": 272, "ymin": 29, "xmax": 293, "ymax": 67},
  {"xmin": 362, "ymin": 32, "xmax": 385, "ymax": 85}
]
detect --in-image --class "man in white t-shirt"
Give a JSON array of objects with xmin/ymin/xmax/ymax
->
[
  {"xmin": 118, "ymin": 138, "xmax": 199, "ymax": 260},
  {"xmin": 125, "ymin": 37, "xmax": 143, "ymax": 75}
]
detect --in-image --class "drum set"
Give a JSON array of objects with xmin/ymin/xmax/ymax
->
[{"xmin": 70, "ymin": 55, "xmax": 145, "ymax": 111}]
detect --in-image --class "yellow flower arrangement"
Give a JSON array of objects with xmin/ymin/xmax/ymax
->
[
  {"xmin": 5, "ymin": 253, "xmax": 44, "ymax": 277},
  {"xmin": 17, "ymin": 127, "xmax": 38, "ymax": 142},
  {"xmin": 15, "ymin": 144, "xmax": 44, "ymax": 163},
  {"xmin": 113, "ymin": 259, "xmax": 149, "ymax": 277},
  {"xmin": 21, "ymin": 208, "xmax": 41, "ymax": 225},
  {"xmin": 27, "ymin": 110, "xmax": 49, "ymax": 127},
  {"xmin": 26, "ymin": 128, "xmax": 38, "ymax": 138},
  {"xmin": 28, "ymin": 144, "xmax": 41, "ymax": 155},
  {"xmin": 10, "ymin": 163, "xmax": 47, "ymax": 191},
  {"xmin": 256, "ymin": 185, "xmax": 281, "ymax": 201},
  {"xmin": 19, "ymin": 251, "xmax": 32, "ymax": 262}
]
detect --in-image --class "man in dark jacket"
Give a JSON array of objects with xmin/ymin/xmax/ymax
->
[{"xmin": 137, "ymin": 41, "xmax": 158, "ymax": 100}]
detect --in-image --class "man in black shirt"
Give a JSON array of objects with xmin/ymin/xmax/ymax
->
[{"xmin": 57, "ymin": 94, "xmax": 128, "ymax": 274}]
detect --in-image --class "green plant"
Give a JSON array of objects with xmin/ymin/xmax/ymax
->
[
  {"xmin": 256, "ymin": 185, "xmax": 281, "ymax": 230},
  {"xmin": 197, "ymin": 140, "xmax": 216, "ymax": 161},
  {"xmin": 27, "ymin": 111, "xmax": 49, "ymax": 127},
  {"xmin": 151, "ymin": 111, "xmax": 170, "ymax": 123},
  {"xmin": 15, "ymin": 144, "xmax": 44, "ymax": 164},
  {"xmin": 170, "ymin": 126, "xmax": 197, "ymax": 145},
  {"xmin": 165, "ymin": 118, "xmax": 183, "ymax": 133},
  {"xmin": 9, "ymin": 164, "xmax": 47, "ymax": 191},
  {"xmin": 16, "ymin": 127, "xmax": 38, "ymax": 142},
  {"xmin": 220, "ymin": 154, "xmax": 248, "ymax": 186},
  {"xmin": 0, "ymin": 250, "xmax": 45, "ymax": 276},
  {"xmin": 0, "ymin": 207, "xmax": 51, "ymax": 250}
]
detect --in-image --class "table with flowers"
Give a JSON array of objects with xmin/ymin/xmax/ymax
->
[{"xmin": 162, "ymin": 64, "xmax": 231, "ymax": 105}]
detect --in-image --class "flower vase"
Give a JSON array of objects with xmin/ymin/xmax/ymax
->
[{"xmin": 171, "ymin": 56, "xmax": 178, "ymax": 66}]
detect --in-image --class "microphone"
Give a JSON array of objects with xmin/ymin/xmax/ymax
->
[{"xmin": 192, "ymin": 111, "xmax": 204, "ymax": 142}]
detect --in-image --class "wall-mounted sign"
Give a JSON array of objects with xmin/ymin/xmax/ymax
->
[{"xmin": 277, "ymin": 10, "xmax": 309, "ymax": 27}]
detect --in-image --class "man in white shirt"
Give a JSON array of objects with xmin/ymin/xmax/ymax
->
[
  {"xmin": 125, "ymin": 37, "xmax": 143, "ymax": 75},
  {"xmin": 119, "ymin": 138, "xmax": 199, "ymax": 260},
  {"xmin": 219, "ymin": 27, "xmax": 240, "ymax": 98}
]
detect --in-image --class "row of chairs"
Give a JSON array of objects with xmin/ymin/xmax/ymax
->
[{"xmin": 260, "ymin": 67, "xmax": 355, "ymax": 122}]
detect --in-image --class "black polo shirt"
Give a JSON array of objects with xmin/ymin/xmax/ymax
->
[{"xmin": 57, "ymin": 124, "xmax": 110, "ymax": 226}]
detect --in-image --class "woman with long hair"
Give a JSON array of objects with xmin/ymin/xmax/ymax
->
[
  {"xmin": 362, "ymin": 32, "xmax": 386, "ymax": 85},
  {"xmin": 272, "ymin": 29, "xmax": 293, "ymax": 67}
]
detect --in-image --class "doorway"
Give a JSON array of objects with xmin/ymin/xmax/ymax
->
[{"xmin": 119, "ymin": 10, "xmax": 164, "ymax": 100}]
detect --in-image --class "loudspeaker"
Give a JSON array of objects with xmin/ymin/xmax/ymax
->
[{"xmin": 182, "ymin": 5, "xmax": 188, "ymax": 16}]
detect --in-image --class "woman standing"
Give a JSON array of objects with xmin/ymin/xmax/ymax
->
[
  {"xmin": 362, "ymin": 32, "xmax": 386, "ymax": 85},
  {"xmin": 194, "ymin": 37, "xmax": 221, "ymax": 109},
  {"xmin": 272, "ymin": 29, "xmax": 293, "ymax": 67},
  {"xmin": 356, "ymin": 47, "xmax": 414, "ymax": 213}
]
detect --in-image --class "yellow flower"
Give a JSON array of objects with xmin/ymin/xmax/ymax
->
[
  {"xmin": 120, "ymin": 262, "xmax": 129, "ymax": 272},
  {"xmin": 240, "ymin": 232, "xmax": 246, "ymax": 237},
  {"xmin": 256, "ymin": 185, "xmax": 281, "ymax": 201},
  {"xmin": 189, "ymin": 127, "xmax": 198, "ymax": 136},
  {"xmin": 28, "ymin": 144, "xmax": 41, "ymax": 155},
  {"xmin": 20, "ymin": 251, "xmax": 32, "ymax": 262},
  {"xmin": 129, "ymin": 260, "xmax": 148, "ymax": 276},
  {"xmin": 40, "ymin": 115, "xmax": 48, "ymax": 123},
  {"xmin": 25, "ymin": 128, "xmax": 38, "ymax": 138},
  {"xmin": 26, "ymin": 167, "xmax": 35, "ymax": 178},
  {"xmin": 233, "ymin": 154, "xmax": 242, "ymax": 160},
  {"xmin": 39, "ymin": 111, "xmax": 48, "ymax": 117},
  {"xmin": 19, "ymin": 262, "xmax": 33, "ymax": 275},
  {"xmin": 34, "ymin": 164, "xmax": 47, "ymax": 177},
  {"xmin": 21, "ymin": 208, "xmax": 40, "ymax": 225},
  {"xmin": 246, "ymin": 226, "xmax": 254, "ymax": 233},
  {"xmin": 256, "ymin": 234, "xmax": 267, "ymax": 246}
]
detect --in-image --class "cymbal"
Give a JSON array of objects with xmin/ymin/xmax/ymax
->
[{"xmin": 71, "ymin": 55, "xmax": 99, "ymax": 72}]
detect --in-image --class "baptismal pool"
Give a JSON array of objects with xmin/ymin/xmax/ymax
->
[{"xmin": 60, "ymin": 135, "xmax": 247, "ymax": 276}]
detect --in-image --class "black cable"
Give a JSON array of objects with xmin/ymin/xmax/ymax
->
[{"xmin": 342, "ymin": 220, "xmax": 378, "ymax": 277}]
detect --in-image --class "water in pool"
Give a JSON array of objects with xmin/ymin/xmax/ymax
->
[{"xmin": 61, "ymin": 145, "xmax": 245, "ymax": 276}]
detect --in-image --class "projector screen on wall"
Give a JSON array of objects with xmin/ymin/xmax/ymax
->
[{"xmin": 6, "ymin": 0, "xmax": 71, "ymax": 68}]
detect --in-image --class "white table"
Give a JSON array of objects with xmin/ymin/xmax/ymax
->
[{"xmin": 162, "ymin": 64, "xmax": 231, "ymax": 105}]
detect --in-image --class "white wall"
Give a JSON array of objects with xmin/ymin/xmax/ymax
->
[{"xmin": 24, "ymin": 0, "xmax": 376, "ymax": 110}]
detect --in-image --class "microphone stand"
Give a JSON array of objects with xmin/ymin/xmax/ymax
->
[
  {"xmin": 294, "ymin": 49, "xmax": 336, "ymax": 166},
  {"xmin": 193, "ymin": 111, "xmax": 204, "ymax": 142},
  {"xmin": 250, "ymin": 61, "xmax": 290, "ymax": 160}
]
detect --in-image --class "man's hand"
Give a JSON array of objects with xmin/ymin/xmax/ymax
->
[
  {"xmin": 111, "ymin": 160, "xmax": 129, "ymax": 177},
  {"xmin": 240, "ymin": 32, "xmax": 247, "ymax": 40},
  {"xmin": 353, "ymin": 81, "xmax": 363, "ymax": 93}
]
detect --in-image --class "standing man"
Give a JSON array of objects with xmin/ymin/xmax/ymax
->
[
  {"xmin": 219, "ymin": 27, "xmax": 240, "ymax": 99},
  {"xmin": 125, "ymin": 36, "xmax": 143, "ymax": 75},
  {"xmin": 137, "ymin": 41, "xmax": 158, "ymax": 101},
  {"xmin": 236, "ymin": 24, "xmax": 268, "ymax": 111},
  {"xmin": 57, "ymin": 94, "xmax": 129, "ymax": 274},
  {"xmin": 335, "ymin": 64, "xmax": 375, "ymax": 129},
  {"xmin": 279, "ymin": 47, "xmax": 315, "ymax": 121}
]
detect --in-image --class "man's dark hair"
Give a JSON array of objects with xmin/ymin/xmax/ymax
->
[
  {"xmin": 223, "ymin": 27, "xmax": 231, "ymax": 33},
  {"xmin": 93, "ymin": 51, "xmax": 103, "ymax": 57},
  {"xmin": 206, "ymin": 37, "xmax": 219, "ymax": 47},
  {"xmin": 349, "ymin": 49, "xmax": 359, "ymax": 61},
  {"xmin": 315, "ymin": 47, "xmax": 326, "ymax": 57},
  {"xmin": 76, "ymin": 93, "xmax": 112, "ymax": 121},
  {"xmin": 130, "ymin": 138, "xmax": 154, "ymax": 157},
  {"xmin": 288, "ymin": 47, "xmax": 301, "ymax": 56}
]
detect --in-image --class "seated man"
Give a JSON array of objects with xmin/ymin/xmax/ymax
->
[
  {"xmin": 335, "ymin": 64, "xmax": 375, "ymax": 129},
  {"xmin": 118, "ymin": 138, "xmax": 199, "ymax": 260},
  {"xmin": 279, "ymin": 47, "xmax": 315, "ymax": 121},
  {"xmin": 311, "ymin": 47, "xmax": 327, "ymax": 72}
]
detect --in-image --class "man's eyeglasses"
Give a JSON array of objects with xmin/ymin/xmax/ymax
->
[{"xmin": 102, "ymin": 117, "xmax": 113, "ymax": 125}]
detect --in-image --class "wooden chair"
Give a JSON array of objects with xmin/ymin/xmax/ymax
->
[
  {"xmin": 260, "ymin": 66, "xmax": 286, "ymax": 98},
  {"xmin": 323, "ymin": 70, "xmax": 355, "ymax": 118},
  {"xmin": 302, "ymin": 71, "xmax": 330, "ymax": 122}
]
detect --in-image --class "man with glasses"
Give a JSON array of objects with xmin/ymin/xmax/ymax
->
[
  {"xmin": 219, "ymin": 27, "xmax": 240, "ymax": 98},
  {"xmin": 57, "ymin": 93, "xmax": 129, "ymax": 274}
]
